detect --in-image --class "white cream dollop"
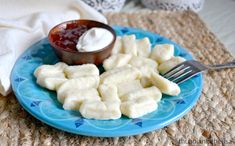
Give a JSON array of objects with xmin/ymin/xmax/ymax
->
[{"xmin": 76, "ymin": 27, "xmax": 113, "ymax": 52}]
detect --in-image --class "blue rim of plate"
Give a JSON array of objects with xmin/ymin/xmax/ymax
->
[{"xmin": 11, "ymin": 26, "xmax": 203, "ymax": 137}]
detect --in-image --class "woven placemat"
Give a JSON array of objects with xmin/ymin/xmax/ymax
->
[{"xmin": 0, "ymin": 11, "xmax": 234, "ymax": 146}]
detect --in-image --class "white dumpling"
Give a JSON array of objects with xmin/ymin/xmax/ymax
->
[
  {"xmin": 151, "ymin": 72, "xmax": 180, "ymax": 96},
  {"xmin": 158, "ymin": 56, "xmax": 186, "ymax": 74},
  {"xmin": 129, "ymin": 56, "xmax": 158, "ymax": 87},
  {"xmin": 138, "ymin": 65, "xmax": 157, "ymax": 78},
  {"xmin": 129, "ymin": 56, "xmax": 158, "ymax": 69},
  {"xmin": 129, "ymin": 56, "xmax": 158, "ymax": 79},
  {"xmin": 122, "ymin": 35, "xmax": 137, "ymax": 56},
  {"xmin": 140, "ymin": 67, "xmax": 156, "ymax": 81},
  {"xmin": 136, "ymin": 37, "xmax": 151, "ymax": 57},
  {"xmin": 139, "ymin": 67, "xmax": 158, "ymax": 87},
  {"xmin": 34, "ymin": 62, "xmax": 67, "ymax": 90},
  {"xmin": 57, "ymin": 76, "xmax": 100, "ymax": 103},
  {"xmin": 116, "ymin": 80, "xmax": 143, "ymax": 97},
  {"xmin": 80, "ymin": 101, "xmax": 121, "ymax": 120},
  {"xmin": 121, "ymin": 86, "xmax": 162, "ymax": 102},
  {"xmin": 112, "ymin": 36, "xmax": 123, "ymax": 54},
  {"xmin": 34, "ymin": 62, "xmax": 67, "ymax": 78},
  {"xmin": 103, "ymin": 54, "xmax": 132, "ymax": 71},
  {"xmin": 140, "ymin": 77, "xmax": 153, "ymax": 88},
  {"xmin": 64, "ymin": 64, "xmax": 99, "ymax": 78},
  {"xmin": 98, "ymin": 84, "xmax": 120, "ymax": 102},
  {"xmin": 121, "ymin": 96, "xmax": 157, "ymax": 118},
  {"xmin": 36, "ymin": 76, "xmax": 67, "ymax": 90},
  {"xmin": 34, "ymin": 65, "xmax": 57, "ymax": 78},
  {"xmin": 63, "ymin": 88, "xmax": 100, "ymax": 110},
  {"xmin": 150, "ymin": 44, "xmax": 174, "ymax": 64},
  {"xmin": 54, "ymin": 62, "xmax": 68, "ymax": 70},
  {"xmin": 100, "ymin": 66, "xmax": 141, "ymax": 85}
]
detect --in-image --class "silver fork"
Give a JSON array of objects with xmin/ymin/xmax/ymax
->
[{"xmin": 162, "ymin": 60, "xmax": 235, "ymax": 84}]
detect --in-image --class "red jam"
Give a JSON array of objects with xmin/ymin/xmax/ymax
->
[{"xmin": 51, "ymin": 23, "xmax": 88, "ymax": 51}]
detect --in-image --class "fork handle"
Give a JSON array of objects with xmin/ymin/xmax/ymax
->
[{"xmin": 208, "ymin": 60, "xmax": 235, "ymax": 70}]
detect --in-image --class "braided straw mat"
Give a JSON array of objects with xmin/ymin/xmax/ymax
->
[{"xmin": 0, "ymin": 11, "xmax": 234, "ymax": 146}]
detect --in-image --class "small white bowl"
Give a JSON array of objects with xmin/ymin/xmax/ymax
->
[{"xmin": 82, "ymin": 0, "xmax": 126, "ymax": 13}]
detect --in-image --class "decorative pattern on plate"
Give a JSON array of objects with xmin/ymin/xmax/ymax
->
[{"xmin": 11, "ymin": 26, "xmax": 203, "ymax": 137}]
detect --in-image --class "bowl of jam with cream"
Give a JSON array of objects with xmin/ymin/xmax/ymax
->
[{"xmin": 48, "ymin": 20, "xmax": 116, "ymax": 65}]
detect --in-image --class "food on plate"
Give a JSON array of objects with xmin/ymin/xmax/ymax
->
[
  {"xmin": 53, "ymin": 62, "xmax": 69, "ymax": 70},
  {"xmin": 150, "ymin": 44, "xmax": 174, "ymax": 63},
  {"xmin": 140, "ymin": 77, "xmax": 153, "ymax": 88},
  {"xmin": 111, "ymin": 36, "xmax": 123, "ymax": 54},
  {"xmin": 116, "ymin": 80, "xmax": 143, "ymax": 97},
  {"xmin": 158, "ymin": 56, "xmax": 186, "ymax": 74},
  {"xmin": 98, "ymin": 84, "xmax": 120, "ymax": 102},
  {"xmin": 129, "ymin": 56, "xmax": 158, "ymax": 77},
  {"xmin": 151, "ymin": 72, "xmax": 180, "ymax": 96},
  {"xmin": 34, "ymin": 62, "xmax": 67, "ymax": 78},
  {"xmin": 64, "ymin": 64, "xmax": 99, "ymax": 78},
  {"xmin": 122, "ymin": 35, "xmax": 137, "ymax": 56},
  {"xmin": 129, "ymin": 56, "xmax": 158, "ymax": 69},
  {"xmin": 136, "ymin": 37, "xmax": 151, "ymax": 57},
  {"xmin": 121, "ymin": 86, "xmax": 162, "ymax": 102},
  {"xmin": 121, "ymin": 96, "xmax": 157, "ymax": 118},
  {"xmin": 63, "ymin": 88, "xmax": 100, "ymax": 110},
  {"xmin": 135, "ymin": 65, "xmax": 157, "ymax": 78},
  {"xmin": 76, "ymin": 27, "xmax": 114, "ymax": 52},
  {"xmin": 34, "ymin": 62, "xmax": 68, "ymax": 90},
  {"xmin": 111, "ymin": 36, "xmax": 151, "ymax": 57},
  {"xmin": 128, "ymin": 56, "xmax": 158, "ymax": 87},
  {"xmin": 140, "ymin": 68, "xmax": 155, "ymax": 87},
  {"xmin": 103, "ymin": 54, "xmax": 132, "ymax": 70},
  {"xmin": 80, "ymin": 100, "xmax": 121, "ymax": 120},
  {"xmin": 57, "ymin": 76, "xmax": 100, "ymax": 103},
  {"xmin": 100, "ymin": 66, "xmax": 141, "ymax": 85},
  {"xmin": 35, "ymin": 31, "xmax": 187, "ymax": 120},
  {"xmin": 36, "ymin": 76, "xmax": 67, "ymax": 91}
]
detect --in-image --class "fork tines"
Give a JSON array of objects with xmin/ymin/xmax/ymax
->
[{"xmin": 162, "ymin": 60, "xmax": 201, "ymax": 84}]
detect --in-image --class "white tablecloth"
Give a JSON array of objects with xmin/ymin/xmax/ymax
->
[{"xmin": 0, "ymin": 0, "xmax": 106, "ymax": 96}]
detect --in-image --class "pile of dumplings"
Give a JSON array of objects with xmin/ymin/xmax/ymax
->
[{"xmin": 34, "ymin": 34, "xmax": 185, "ymax": 120}]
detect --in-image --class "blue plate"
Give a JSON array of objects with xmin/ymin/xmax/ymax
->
[{"xmin": 11, "ymin": 26, "xmax": 203, "ymax": 137}]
